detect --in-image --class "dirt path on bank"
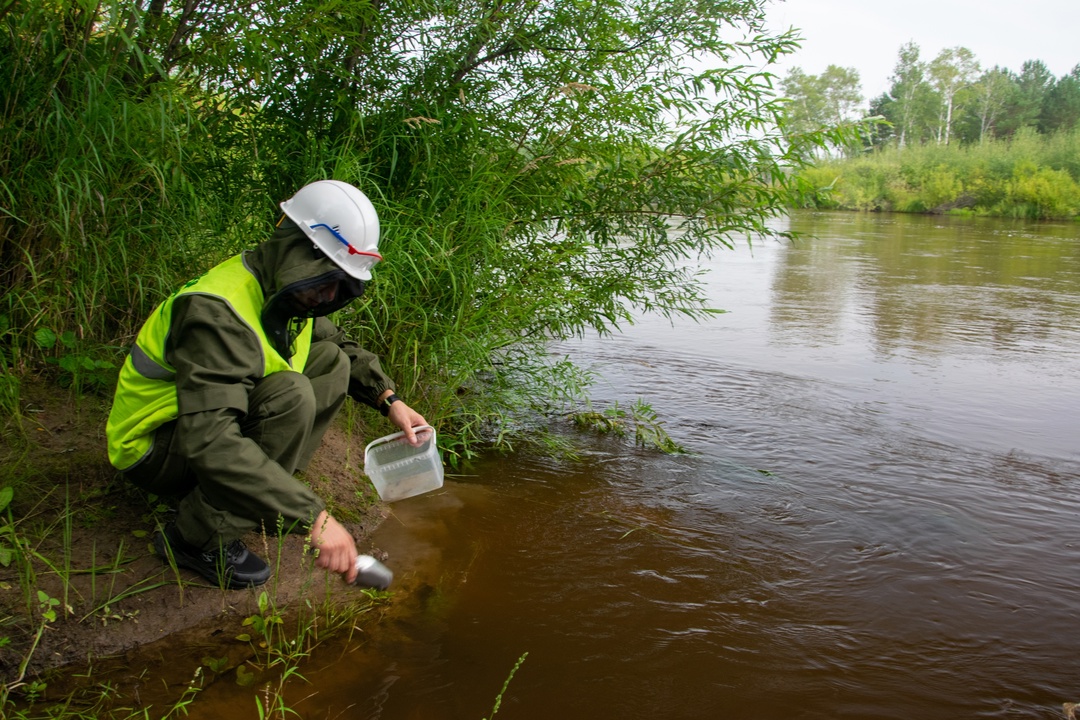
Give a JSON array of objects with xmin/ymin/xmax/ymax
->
[{"xmin": 0, "ymin": 386, "xmax": 391, "ymax": 682}]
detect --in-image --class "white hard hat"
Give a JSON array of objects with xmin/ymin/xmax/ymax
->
[{"xmin": 280, "ymin": 180, "xmax": 382, "ymax": 280}]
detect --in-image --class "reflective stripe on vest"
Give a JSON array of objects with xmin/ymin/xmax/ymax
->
[{"xmin": 105, "ymin": 254, "xmax": 313, "ymax": 470}]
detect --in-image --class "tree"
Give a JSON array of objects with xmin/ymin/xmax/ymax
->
[
  {"xmin": 967, "ymin": 66, "xmax": 1018, "ymax": 142},
  {"xmin": 780, "ymin": 64, "xmax": 863, "ymax": 155},
  {"xmin": 884, "ymin": 42, "xmax": 937, "ymax": 148},
  {"xmin": 864, "ymin": 93, "xmax": 896, "ymax": 148},
  {"xmin": 1, "ymin": 0, "xmax": 831, "ymax": 451},
  {"xmin": 1040, "ymin": 65, "xmax": 1080, "ymax": 134},
  {"xmin": 999, "ymin": 59, "xmax": 1055, "ymax": 135},
  {"xmin": 780, "ymin": 67, "xmax": 827, "ymax": 136},
  {"xmin": 820, "ymin": 65, "xmax": 865, "ymax": 127},
  {"xmin": 928, "ymin": 46, "xmax": 979, "ymax": 145}
]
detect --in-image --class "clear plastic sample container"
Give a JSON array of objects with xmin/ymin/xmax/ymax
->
[{"xmin": 364, "ymin": 425, "xmax": 444, "ymax": 502}]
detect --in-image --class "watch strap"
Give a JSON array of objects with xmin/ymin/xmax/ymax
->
[{"xmin": 379, "ymin": 393, "xmax": 400, "ymax": 416}]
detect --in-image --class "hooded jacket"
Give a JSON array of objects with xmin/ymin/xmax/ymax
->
[{"xmin": 105, "ymin": 218, "xmax": 395, "ymax": 526}]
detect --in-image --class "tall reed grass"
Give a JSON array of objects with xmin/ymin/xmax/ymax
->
[{"xmin": 1, "ymin": 18, "xmax": 218, "ymax": 410}]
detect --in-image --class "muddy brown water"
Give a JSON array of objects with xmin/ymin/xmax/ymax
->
[{"xmin": 208, "ymin": 212, "xmax": 1080, "ymax": 719}]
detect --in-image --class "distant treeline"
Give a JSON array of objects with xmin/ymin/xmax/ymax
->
[
  {"xmin": 781, "ymin": 43, "xmax": 1080, "ymax": 219},
  {"xmin": 781, "ymin": 42, "xmax": 1079, "ymax": 149}
]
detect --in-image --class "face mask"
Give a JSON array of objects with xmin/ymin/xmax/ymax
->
[
  {"xmin": 280, "ymin": 273, "xmax": 366, "ymax": 319},
  {"xmin": 286, "ymin": 279, "xmax": 341, "ymax": 316},
  {"xmin": 262, "ymin": 272, "xmax": 366, "ymax": 359}
]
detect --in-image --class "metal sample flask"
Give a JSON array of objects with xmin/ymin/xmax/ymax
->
[{"xmin": 352, "ymin": 554, "xmax": 393, "ymax": 590}]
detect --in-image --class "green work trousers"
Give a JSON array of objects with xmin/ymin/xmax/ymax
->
[{"xmin": 125, "ymin": 341, "xmax": 350, "ymax": 549}]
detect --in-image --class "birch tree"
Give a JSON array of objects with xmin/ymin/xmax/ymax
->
[
  {"xmin": 780, "ymin": 65, "xmax": 863, "ymax": 155},
  {"xmin": 929, "ymin": 46, "xmax": 979, "ymax": 145},
  {"xmin": 971, "ymin": 67, "xmax": 1017, "ymax": 142},
  {"xmin": 885, "ymin": 42, "xmax": 935, "ymax": 147}
]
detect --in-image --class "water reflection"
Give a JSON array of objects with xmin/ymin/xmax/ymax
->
[{"xmin": 771, "ymin": 212, "xmax": 1080, "ymax": 362}]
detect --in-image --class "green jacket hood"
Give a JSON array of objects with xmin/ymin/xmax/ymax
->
[
  {"xmin": 246, "ymin": 217, "xmax": 343, "ymax": 298},
  {"xmin": 245, "ymin": 216, "xmax": 366, "ymax": 359}
]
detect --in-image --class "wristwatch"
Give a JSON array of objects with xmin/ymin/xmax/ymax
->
[{"xmin": 379, "ymin": 393, "xmax": 401, "ymax": 417}]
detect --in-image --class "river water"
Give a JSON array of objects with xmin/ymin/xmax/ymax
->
[{"xmin": 301, "ymin": 211, "xmax": 1079, "ymax": 719}]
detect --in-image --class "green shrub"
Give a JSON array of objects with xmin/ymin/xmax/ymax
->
[
  {"xmin": 792, "ymin": 165, "xmax": 843, "ymax": 208},
  {"xmin": 2, "ymin": 0, "xmax": 831, "ymax": 456},
  {"xmin": 792, "ymin": 129, "xmax": 1080, "ymax": 219},
  {"xmin": 920, "ymin": 166, "xmax": 964, "ymax": 209},
  {"xmin": 1004, "ymin": 163, "xmax": 1080, "ymax": 219}
]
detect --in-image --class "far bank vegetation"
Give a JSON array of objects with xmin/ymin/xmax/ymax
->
[{"xmin": 781, "ymin": 43, "xmax": 1080, "ymax": 219}]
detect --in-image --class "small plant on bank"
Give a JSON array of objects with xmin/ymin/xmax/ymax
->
[
  {"xmin": 0, "ymin": 323, "xmax": 20, "ymax": 424},
  {"xmin": 32, "ymin": 329, "xmax": 118, "ymax": 395},
  {"xmin": 3, "ymin": 590, "xmax": 61, "ymax": 702},
  {"xmin": 0, "ymin": 485, "xmax": 15, "ymax": 568},
  {"xmin": 239, "ymin": 591, "xmax": 285, "ymax": 651}
]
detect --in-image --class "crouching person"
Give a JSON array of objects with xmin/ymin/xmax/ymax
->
[{"xmin": 105, "ymin": 180, "xmax": 427, "ymax": 589}]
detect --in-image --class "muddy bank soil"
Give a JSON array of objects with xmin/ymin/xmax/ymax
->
[{"xmin": 0, "ymin": 385, "xmax": 392, "ymax": 683}]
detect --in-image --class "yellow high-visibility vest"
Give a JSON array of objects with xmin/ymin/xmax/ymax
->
[{"xmin": 106, "ymin": 254, "xmax": 313, "ymax": 470}]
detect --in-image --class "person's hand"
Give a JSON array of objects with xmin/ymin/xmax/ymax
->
[
  {"xmin": 308, "ymin": 510, "xmax": 358, "ymax": 583},
  {"xmin": 387, "ymin": 400, "xmax": 429, "ymax": 446}
]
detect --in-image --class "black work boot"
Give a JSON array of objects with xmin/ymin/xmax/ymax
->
[{"xmin": 154, "ymin": 523, "xmax": 271, "ymax": 589}]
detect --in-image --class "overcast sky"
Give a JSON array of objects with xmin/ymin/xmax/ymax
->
[{"xmin": 762, "ymin": 0, "xmax": 1080, "ymax": 103}]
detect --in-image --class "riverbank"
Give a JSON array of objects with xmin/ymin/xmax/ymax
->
[
  {"xmin": 0, "ymin": 381, "xmax": 391, "ymax": 710},
  {"xmin": 793, "ymin": 128, "xmax": 1080, "ymax": 220}
]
